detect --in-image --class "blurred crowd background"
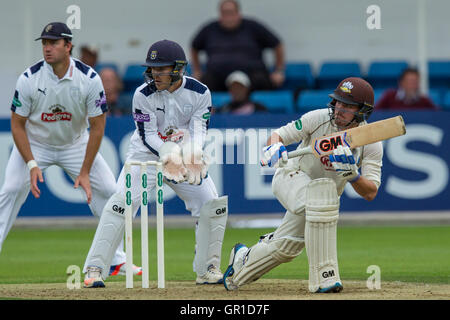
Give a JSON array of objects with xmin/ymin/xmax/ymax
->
[
  {"xmin": 0, "ymin": 0, "xmax": 448, "ymax": 118},
  {"xmin": 0, "ymin": 0, "xmax": 448, "ymax": 216}
]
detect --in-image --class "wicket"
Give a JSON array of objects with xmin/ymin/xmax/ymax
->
[{"xmin": 124, "ymin": 161, "xmax": 165, "ymax": 289}]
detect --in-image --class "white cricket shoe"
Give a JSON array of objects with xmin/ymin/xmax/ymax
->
[
  {"xmin": 83, "ymin": 266, "xmax": 105, "ymax": 288},
  {"xmin": 196, "ymin": 264, "xmax": 224, "ymax": 285},
  {"xmin": 223, "ymin": 243, "xmax": 248, "ymax": 291},
  {"xmin": 109, "ymin": 263, "xmax": 142, "ymax": 276}
]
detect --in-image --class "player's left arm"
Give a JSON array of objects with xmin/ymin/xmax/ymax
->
[
  {"xmin": 75, "ymin": 76, "xmax": 108, "ymax": 204},
  {"xmin": 74, "ymin": 113, "xmax": 106, "ymax": 204},
  {"xmin": 350, "ymin": 176, "xmax": 378, "ymax": 201},
  {"xmin": 183, "ymin": 90, "xmax": 211, "ymax": 184},
  {"xmin": 350, "ymin": 142, "xmax": 383, "ymax": 201}
]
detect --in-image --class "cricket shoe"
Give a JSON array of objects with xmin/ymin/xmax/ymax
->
[
  {"xmin": 223, "ymin": 243, "xmax": 248, "ymax": 291},
  {"xmin": 196, "ymin": 264, "xmax": 224, "ymax": 285},
  {"xmin": 83, "ymin": 266, "xmax": 105, "ymax": 288},
  {"xmin": 316, "ymin": 282, "xmax": 343, "ymax": 293},
  {"xmin": 109, "ymin": 263, "xmax": 142, "ymax": 276}
]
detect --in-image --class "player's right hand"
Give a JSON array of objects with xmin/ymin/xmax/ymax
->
[
  {"xmin": 30, "ymin": 167, "xmax": 44, "ymax": 198},
  {"xmin": 260, "ymin": 142, "xmax": 288, "ymax": 168},
  {"xmin": 160, "ymin": 141, "xmax": 187, "ymax": 183}
]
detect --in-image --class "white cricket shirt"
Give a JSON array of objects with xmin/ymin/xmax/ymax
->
[
  {"xmin": 11, "ymin": 57, "xmax": 107, "ymax": 147},
  {"xmin": 275, "ymin": 108, "xmax": 383, "ymax": 195},
  {"xmin": 128, "ymin": 76, "xmax": 212, "ymax": 158}
]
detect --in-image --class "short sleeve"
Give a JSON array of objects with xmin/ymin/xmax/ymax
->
[
  {"xmin": 86, "ymin": 75, "xmax": 108, "ymax": 117},
  {"xmin": 361, "ymin": 142, "xmax": 383, "ymax": 189},
  {"xmin": 275, "ymin": 110, "xmax": 320, "ymax": 145},
  {"xmin": 132, "ymin": 88, "xmax": 163, "ymax": 156},
  {"xmin": 11, "ymin": 74, "xmax": 33, "ymax": 117},
  {"xmin": 189, "ymin": 89, "xmax": 212, "ymax": 147}
]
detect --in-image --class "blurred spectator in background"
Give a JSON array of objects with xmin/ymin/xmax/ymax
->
[
  {"xmin": 190, "ymin": 0, "xmax": 285, "ymax": 92},
  {"xmin": 218, "ymin": 71, "xmax": 267, "ymax": 114},
  {"xmin": 99, "ymin": 68, "xmax": 129, "ymax": 116},
  {"xmin": 79, "ymin": 45, "xmax": 98, "ymax": 68},
  {"xmin": 376, "ymin": 68, "xmax": 438, "ymax": 110}
]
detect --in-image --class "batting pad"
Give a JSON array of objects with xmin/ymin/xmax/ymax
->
[
  {"xmin": 233, "ymin": 236, "xmax": 304, "ymax": 287},
  {"xmin": 305, "ymin": 178, "xmax": 341, "ymax": 293},
  {"xmin": 83, "ymin": 193, "xmax": 125, "ymax": 279},
  {"xmin": 194, "ymin": 196, "xmax": 228, "ymax": 276}
]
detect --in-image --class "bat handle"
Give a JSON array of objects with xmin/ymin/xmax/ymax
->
[{"xmin": 287, "ymin": 147, "xmax": 313, "ymax": 159}]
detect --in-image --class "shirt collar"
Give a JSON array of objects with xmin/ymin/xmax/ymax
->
[
  {"xmin": 160, "ymin": 76, "xmax": 185, "ymax": 96},
  {"xmin": 44, "ymin": 57, "xmax": 75, "ymax": 81}
]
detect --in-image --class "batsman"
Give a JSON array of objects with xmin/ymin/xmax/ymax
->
[{"xmin": 224, "ymin": 77, "xmax": 383, "ymax": 293}]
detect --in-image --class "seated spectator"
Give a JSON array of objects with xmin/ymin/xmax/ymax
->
[
  {"xmin": 79, "ymin": 45, "xmax": 98, "ymax": 68},
  {"xmin": 99, "ymin": 68, "xmax": 129, "ymax": 116},
  {"xmin": 218, "ymin": 71, "xmax": 267, "ymax": 114},
  {"xmin": 190, "ymin": 0, "xmax": 285, "ymax": 92},
  {"xmin": 376, "ymin": 68, "xmax": 438, "ymax": 110}
]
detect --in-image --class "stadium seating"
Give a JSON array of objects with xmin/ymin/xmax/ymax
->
[
  {"xmin": 122, "ymin": 63, "xmax": 147, "ymax": 93},
  {"xmin": 282, "ymin": 62, "xmax": 314, "ymax": 91},
  {"xmin": 428, "ymin": 61, "xmax": 450, "ymax": 90},
  {"xmin": 211, "ymin": 92, "xmax": 231, "ymax": 110},
  {"xmin": 94, "ymin": 62, "xmax": 119, "ymax": 74},
  {"xmin": 117, "ymin": 92, "xmax": 134, "ymax": 111},
  {"xmin": 251, "ymin": 90, "xmax": 295, "ymax": 113},
  {"xmin": 102, "ymin": 59, "xmax": 450, "ymax": 114},
  {"xmin": 316, "ymin": 61, "xmax": 362, "ymax": 89},
  {"xmin": 442, "ymin": 91, "xmax": 450, "ymax": 110},
  {"xmin": 428, "ymin": 88, "xmax": 442, "ymax": 108},
  {"xmin": 296, "ymin": 90, "xmax": 331, "ymax": 112},
  {"xmin": 367, "ymin": 61, "xmax": 408, "ymax": 89},
  {"xmin": 373, "ymin": 89, "xmax": 386, "ymax": 105}
]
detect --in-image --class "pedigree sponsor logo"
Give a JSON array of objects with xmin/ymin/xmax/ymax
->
[{"xmin": 41, "ymin": 104, "xmax": 72, "ymax": 122}]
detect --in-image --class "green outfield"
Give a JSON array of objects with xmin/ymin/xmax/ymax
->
[{"xmin": 0, "ymin": 225, "xmax": 449, "ymax": 285}]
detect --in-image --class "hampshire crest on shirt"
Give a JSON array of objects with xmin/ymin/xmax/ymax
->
[{"xmin": 70, "ymin": 86, "xmax": 82, "ymax": 103}]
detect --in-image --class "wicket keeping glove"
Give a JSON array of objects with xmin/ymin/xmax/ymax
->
[
  {"xmin": 260, "ymin": 142, "xmax": 288, "ymax": 168},
  {"xmin": 159, "ymin": 141, "xmax": 187, "ymax": 183},
  {"xmin": 329, "ymin": 145, "xmax": 361, "ymax": 183},
  {"xmin": 181, "ymin": 141, "xmax": 209, "ymax": 185}
]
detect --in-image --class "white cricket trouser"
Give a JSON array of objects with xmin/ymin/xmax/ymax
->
[
  {"xmin": 0, "ymin": 138, "xmax": 126, "ymax": 266},
  {"xmin": 117, "ymin": 162, "xmax": 218, "ymax": 219}
]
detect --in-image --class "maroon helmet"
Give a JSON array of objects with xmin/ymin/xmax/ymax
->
[{"xmin": 327, "ymin": 77, "xmax": 375, "ymax": 124}]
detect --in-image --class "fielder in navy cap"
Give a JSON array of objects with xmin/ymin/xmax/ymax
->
[{"xmin": 35, "ymin": 22, "xmax": 73, "ymax": 41}]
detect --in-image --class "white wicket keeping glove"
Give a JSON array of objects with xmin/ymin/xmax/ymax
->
[
  {"xmin": 329, "ymin": 145, "xmax": 361, "ymax": 183},
  {"xmin": 159, "ymin": 141, "xmax": 187, "ymax": 183},
  {"xmin": 181, "ymin": 141, "xmax": 209, "ymax": 185},
  {"xmin": 260, "ymin": 142, "xmax": 288, "ymax": 168}
]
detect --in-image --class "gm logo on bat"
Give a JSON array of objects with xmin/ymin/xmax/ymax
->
[{"xmin": 314, "ymin": 132, "xmax": 349, "ymax": 155}]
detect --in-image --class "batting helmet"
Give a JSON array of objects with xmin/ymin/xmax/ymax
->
[{"xmin": 327, "ymin": 77, "xmax": 375, "ymax": 124}]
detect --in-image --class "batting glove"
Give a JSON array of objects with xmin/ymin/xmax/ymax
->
[
  {"xmin": 329, "ymin": 145, "xmax": 360, "ymax": 183},
  {"xmin": 260, "ymin": 142, "xmax": 288, "ymax": 168}
]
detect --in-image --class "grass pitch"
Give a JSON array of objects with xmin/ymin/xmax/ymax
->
[{"xmin": 0, "ymin": 225, "xmax": 448, "ymax": 286}]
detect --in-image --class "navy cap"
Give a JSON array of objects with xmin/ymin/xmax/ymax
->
[
  {"xmin": 35, "ymin": 22, "xmax": 73, "ymax": 41},
  {"xmin": 142, "ymin": 40, "xmax": 186, "ymax": 67}
]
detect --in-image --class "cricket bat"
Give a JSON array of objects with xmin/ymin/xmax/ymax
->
[{"xmin": 287, "ymin": 115, "xmax": 406, "ymax": 159}]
